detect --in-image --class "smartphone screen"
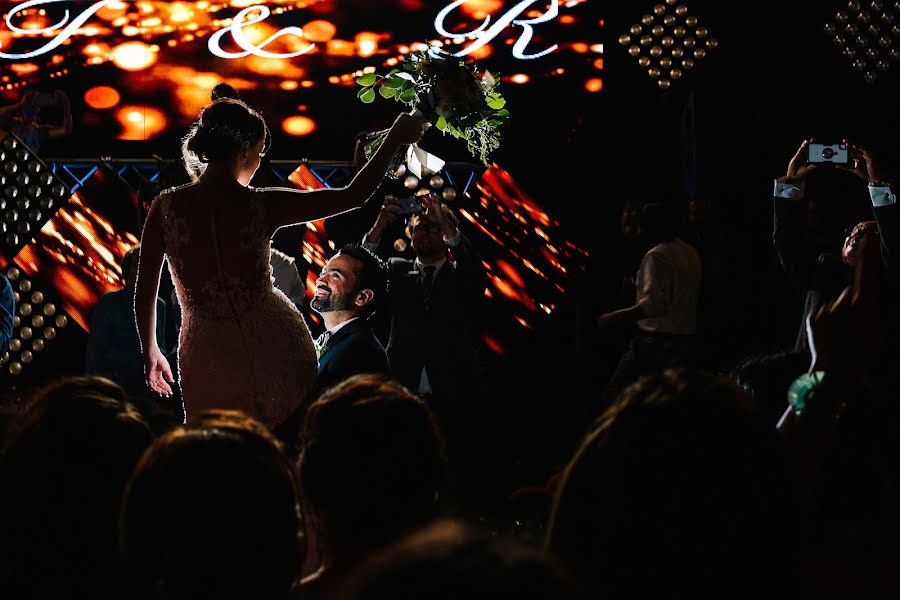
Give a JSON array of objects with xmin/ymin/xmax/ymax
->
[
  {"xmin": 397, "ymin": 196, "xmax": 423, "ymax": 214},
  {"xmin": 808, "ymin": 143, "xmax": 849, "ymax": 164}
]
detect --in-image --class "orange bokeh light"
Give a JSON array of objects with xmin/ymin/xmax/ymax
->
[
  {"xmin": 280, "ymin": 80, "xmax": 299, "ymax": 91},
  {"xmin": 84, "ymin": 86, "xmax": 121, "ymax": 109},
  {"xmin": 469, "ymin": 44, "xmax": 493, "ymax": 60},
  {"xmin": 327, "ymin": 39, "xmax": 355, "ymax": 56},
  {"xmin": 459, "ymin": 0, "xmax": 503, "ymax": 20},
  {"xmin": 594, "ymin": 58, "xmax": 604, "ymax": 70},
  {"xmin": 585, "ymin": 78, "xmax": 603, "ymax": 92},
  {"xmin": 111, "ymin": 42, "xmax": 156, "ymax": 71},
  {"xmin": 355, "ymin": 32, "xmax": 380, "ymax": 57},
  {"xmin": 115, "ymin": 105, "xmax": 168, "ymax": 140},
  {"xmin": 167, "ymin": 2, "xmax": 195, "ymax": 23},
  {"xmin": 9, "ymin": 63, "xmax": 39, "ymax": 76},
  {"xmin": 510, "ymin": 74, "xmax": 530, "ymax": 84},
  {"xmin": 283, "ymin": 116, "xmax": 316, "ymax": 136},
  {"xmin": 303, "ymin": 20, "xmax": 337, "ymax": 42}
]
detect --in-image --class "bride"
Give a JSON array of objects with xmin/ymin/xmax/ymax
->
[{"xmin": 135, "ymin": 99, "xmax": 427, "ymax": 428}]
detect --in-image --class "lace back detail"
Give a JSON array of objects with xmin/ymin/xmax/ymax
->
[
  {"xmin": 161, "ymin": 188, "xmax": 273, "ymax": 320},
  {"xmin": 156, "ymin": 186, "xmax": 316, "ymax": 428}
]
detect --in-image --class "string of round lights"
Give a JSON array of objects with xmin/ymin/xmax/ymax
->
[
  {"xmin": 825, "ymin": 0, "xmax": 900, "ymax": 83},
  {"xmin": 2, "ymin": 266, "xmax": 69, "ymax": 376},
  {"xmin": 619, "ymin": 0, "xmax": 718, "ymax": 89},
  {"xmin": 0, "ymin": 133, "xmax": 71, "ymax": 256}
]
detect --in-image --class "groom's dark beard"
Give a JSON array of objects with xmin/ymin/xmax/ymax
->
[{"xmin": 311, "ymin": 290, "xmax": 355, "ymax": 313}]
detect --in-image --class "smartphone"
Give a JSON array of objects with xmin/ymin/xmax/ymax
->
[
  {"xmin": 808, "ymin": 143, "xmax": 849, "ymax": 164},
  {"xmin": 396, "ymin": 195, "xmax": 424, "ymax": 215}
]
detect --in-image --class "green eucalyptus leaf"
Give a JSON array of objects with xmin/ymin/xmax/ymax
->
[
  {"xmin": 399, "ymin": 88, "xmax": 417, "ymax": 102},
  {"xmin": 356, "ymin": 73, "xmax": 378, "ymax": 86},
  {"xmin": 436, "ymin": 115, "xmax": 448, "ymax": 131},
  {"xmin": 496, "ymin": 109, "xmax": 510, "ymax": 118},
  {"xmin": 487, "ymin": 97, "xmax": 506, "ymax": 110},
  {"xmin": 358, "ymin": 87, "xmax": 376, "ymax": 103},
  {"xmin": 379, "ymin": 85, "xmax": 398, "ymax": 99},
  {"xmin": 383, "ymin": 76, "xmax": 405, "ymax": 90}
]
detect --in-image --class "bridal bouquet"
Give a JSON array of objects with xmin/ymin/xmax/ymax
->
[{"xmin": 355, "ymin": 47, "xmax": 508, "ymax": 167}]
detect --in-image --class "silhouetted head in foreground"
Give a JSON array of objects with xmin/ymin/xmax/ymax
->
[
  {"xmin": 346, "ymin": 520, "xmax": 585, "ymax": 600},
  {"xmin": 120, "ymin": 410, "xmax": 304, "ymax": 600},
  {"xmin": 300, "ymin": 374, "xmax": 446, "ymax": 552},
  {"xmin": 0, "ymin": 376, "xmax": 153, "ymax": 600},
  {"xmin": 546, "ymin": 369, "xmax": 799, "ymax": 599}
]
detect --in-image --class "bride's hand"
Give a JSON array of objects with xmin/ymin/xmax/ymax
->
[
  {"xmin": 387, "ymin": 110, "xmax": 430, "ymax": 145},
  {"xmin": 144, "ymin": 347, "xmax": 175, "ymax": 397}
]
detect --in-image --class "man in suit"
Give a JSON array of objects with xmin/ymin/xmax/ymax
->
[
  {"xmin": 363, "ymin": 194, "xmax": 487, "ymax": 463},
  {"xmin": 312, "ymin": 245, "xmax": 390, "ymax": 390}
]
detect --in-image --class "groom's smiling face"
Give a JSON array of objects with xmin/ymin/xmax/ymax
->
[{"xmin": 312, "ymin": 253, "xmax": 362, "ymax": 314}]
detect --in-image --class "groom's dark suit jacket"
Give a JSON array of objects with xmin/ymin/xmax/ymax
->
[{"xmin": 316, "ymin": 318, "xmax": 390, "ymax": 390}]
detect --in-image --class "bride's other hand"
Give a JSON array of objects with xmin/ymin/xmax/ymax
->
[
  {"xmin": 145, "ymin": 348, "xmax": 174, "ymax": 397},
  {"xmin": 387, "ymin": 111, "xmax": 430, "ymax": 145}
]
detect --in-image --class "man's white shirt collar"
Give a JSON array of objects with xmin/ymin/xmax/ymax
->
[{"xmin": 327, "ymin": 316, "xmax": 360, "ymax": 335}]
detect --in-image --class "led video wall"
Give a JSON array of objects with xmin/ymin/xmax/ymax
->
[
  {"xmin": 0, "ymin": 1, "xmax": 600, "ymax": 379},
  {"xmin": 0, "ymin": 0, "xmax": 602, "ymax": 158}
]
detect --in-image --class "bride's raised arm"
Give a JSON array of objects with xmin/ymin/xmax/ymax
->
[{"xmin": 262, "ymin": 112, "xmax": 428, "ymax": 232}]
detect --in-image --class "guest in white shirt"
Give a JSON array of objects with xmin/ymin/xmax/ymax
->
[{"xmin": 597, "ymin": 202, "xmax": 702, "ymax": 404}]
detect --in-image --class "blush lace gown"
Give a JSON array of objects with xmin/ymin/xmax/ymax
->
[{"xmin": 158, "ymin": 186, "xmax": 316, "ymax": 428}]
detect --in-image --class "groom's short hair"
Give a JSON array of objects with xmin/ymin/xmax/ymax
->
[{"xmin": 338, "ymin": 244, "xmax": 388, "ymax": 318}]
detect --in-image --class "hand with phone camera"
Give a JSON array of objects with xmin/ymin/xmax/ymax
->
[
  {"xmin": 396, "ymin": 195, "xmax": 425, "ymax": 215},
  {"xmin": 836, "ymin": 139, "xmax": 889, "ymax": 185},
  {"xmin": 779, "ymin": 138, "xmax": 821, "ymax": 185},
  {"xmin": 366, "ymin": 195, "xmax": 406, "ymax": 245},
  {"xmin": 420, "ymin": 193, "xmax": 458, "ymax": 240}
]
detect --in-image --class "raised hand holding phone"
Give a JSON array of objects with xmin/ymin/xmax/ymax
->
[
  {"xmin": 836, "ymin": 139, "xmax": 888, "ymax": 184},
  {"xmin": 420, "ymin": 193, "xmax": 458, "ymax": 239},
  {"xmin": 780, "ymin": 138, "xmax": 820, "ymax": 184}
]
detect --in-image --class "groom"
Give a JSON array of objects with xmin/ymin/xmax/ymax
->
[{"xmin": 311, "ymin": 245, "xmax": 390, "ymax": 390}]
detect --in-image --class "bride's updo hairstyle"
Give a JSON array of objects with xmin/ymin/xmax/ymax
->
[{"xmin": 182, "ymin": 98, "xmax": 270, "ymax": 178}]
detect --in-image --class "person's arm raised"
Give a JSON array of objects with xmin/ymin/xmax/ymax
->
[
  {"xmin": 776, "ymin": 234, "xmax": 882, "ymax": 498},
  {"xmin": 263, "ymin": 112, "xmax": 429, "ymax": 232}
]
